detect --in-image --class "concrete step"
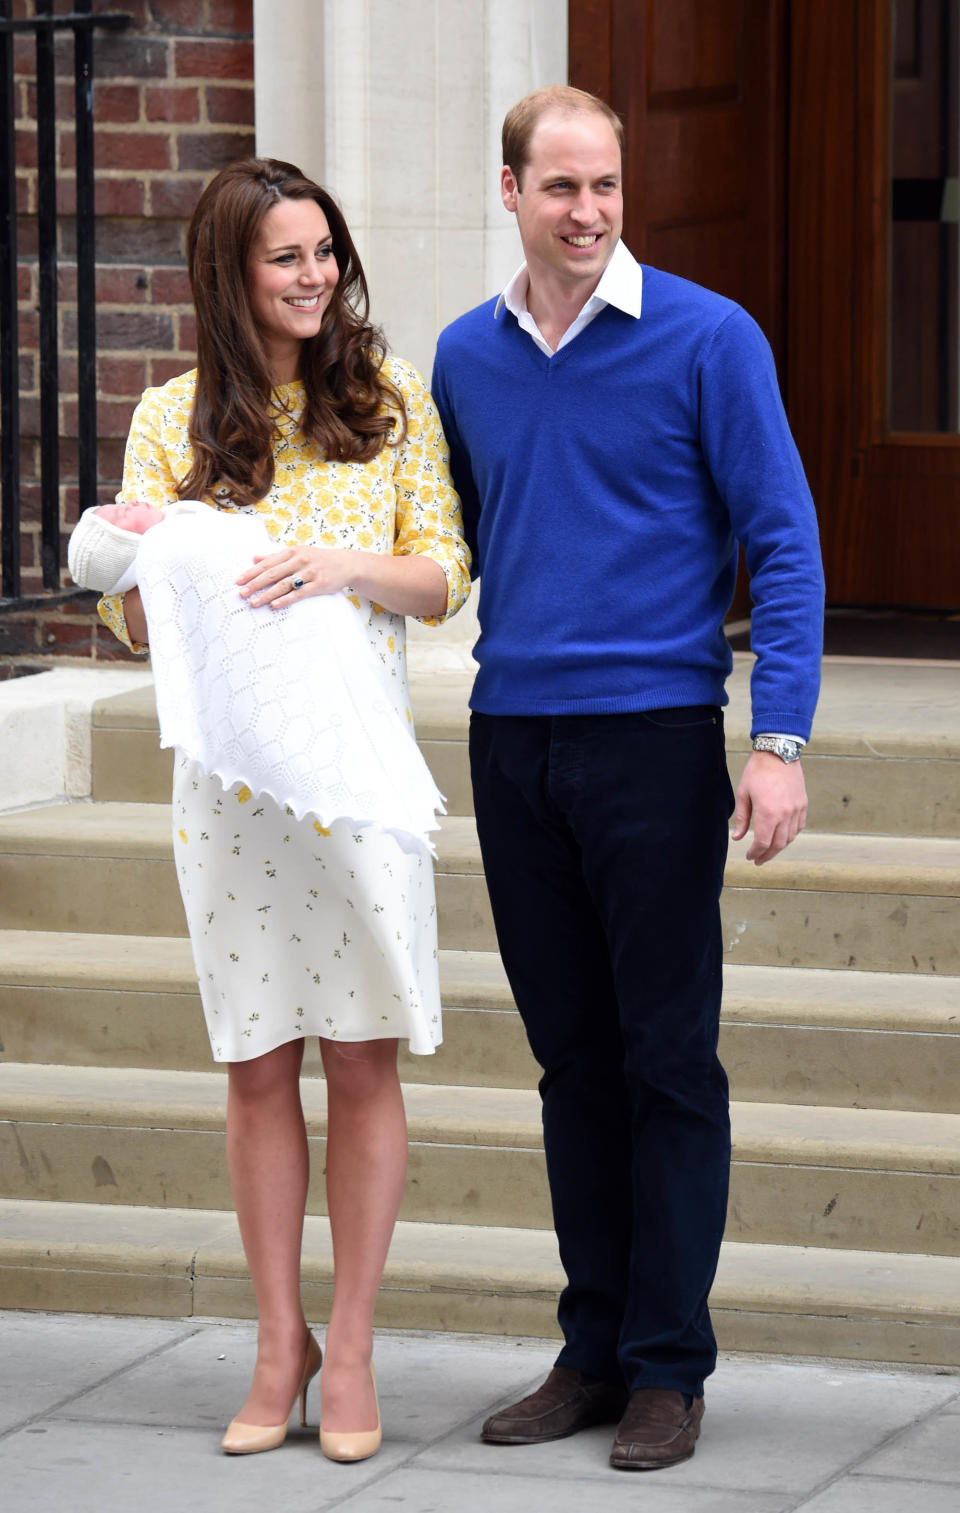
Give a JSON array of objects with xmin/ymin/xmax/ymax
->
[
  {"xmin": 403, "ymin": 660, "xmax": 960, "ymax": 838},
  {"xmin": 718, "ymin": 963, "xmax": 960, "ymax": 1113},
  {"xmin": 3, "ymin": 1063, "xmax": 959, "ymax": 1254},
  {"xmin": 3, "ymin": 1195, "xmax": 960, "ymax": 1366},
  {"xmin": 436, "ymin": 817, "xmax": 960, "ymax": 973},
  {"xmin": 0, "ymin": 930, "xmax": 532, "ymax": 1086},
  {"xmin": 0, "ymin": 803, "xmax": 185, "ymax": 937},
  {"xmin": 430, "ymin": 655, "xmax": 960, "ymax": 838},
  {"xmin": 14, "ymin": 657, "xmax": 956, "ymax": 1363},
  {"xmin": 4, "ymin": 803, "xmax": 958, "ymax": 974},
  {"xmin": 90, "ymin": 661, "xmax": 960, "ymax": 837},
  {"xmin": 2, "ymin": 932, "xmax": 959, "ymax": 1111},
  {"xmin": 90, "ymin": 685, "xmax": 174, "ymax": 807}
]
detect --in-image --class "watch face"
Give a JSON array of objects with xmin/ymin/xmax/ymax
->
[{"xmin": 755, "ymin": 737, "xmax": 802, "ymax": 762}]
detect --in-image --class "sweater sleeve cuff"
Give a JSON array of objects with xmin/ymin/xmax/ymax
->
[{"xmin": 750, "ymin": 713, "xmax": 813, "ymax": 743}]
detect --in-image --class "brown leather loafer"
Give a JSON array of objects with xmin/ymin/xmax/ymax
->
[
  {"xmin": 609, "ymin": 1388, "xmax": 704, "ymax": 1470},
  {"xmin": 482, "ymin": 1366, "xmax": 628, "ymax": 1445}
]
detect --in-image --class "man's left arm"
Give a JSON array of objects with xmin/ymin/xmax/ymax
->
[{"xmin": 699, "ymin": 309, "xmax": 825, "ymax": 865}]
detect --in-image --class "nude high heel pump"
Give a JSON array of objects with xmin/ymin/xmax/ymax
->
[
  {"xmin": 319, "ymin": 1363, "xmax": 382, "ymax": 1462},
  {"xmin": 221, "ymin": 1331, "xmax": 322, "ymax": 1454}
]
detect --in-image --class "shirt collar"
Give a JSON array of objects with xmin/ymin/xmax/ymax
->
[{"xmin": 494, "ymin": 239, "xmax": 643, "ymax": 322}]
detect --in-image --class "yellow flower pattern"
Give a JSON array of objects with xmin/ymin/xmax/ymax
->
[
  {"xmin": 97, "ymin": 358, "xmax": 470, "ymax": 655},
  {"xmin": 106, "ymin": 359, "xmax": 458, "ymax": 1065}
]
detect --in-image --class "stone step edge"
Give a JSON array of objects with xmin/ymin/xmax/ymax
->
[
  {"xmin": 2, "ymin": 932, "xmax": 958, "ymax": 1035},
  {"xmin": 2, "ymin": 803, "xmax": 959, "ymax": 896},
  {"xmin": 95, "ymin": 664, "xmax": 960, "ymax": 762},
  {"xmin": 0, "ymin": 934, "xmax": 507, "ymax": 1008},
  {"xmin": 3, "ymin": 1062, "xmax": 960, "ymax": 1173},
  {"xmin": 438, "ymin": 819, "xmax": 960, "ymax": 895},
  {"xmin": 3, "ymin": 1197, "xmax": 960, "ymax": 1328}
]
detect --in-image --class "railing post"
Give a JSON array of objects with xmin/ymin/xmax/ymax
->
[
  {"xmin": 74, "ymin": 0, "xmax": 97, "ymax": 528},
  {"xmin": 0, "ymin": 5, "xmax": 131, "ymax": 608},
  {"xmin": 35, "ymin": 0, "xmax": 61, "ymax": 590},
  {"xmin": 0, "ymin": 0, "xmax": 21, "ymax": 600}
]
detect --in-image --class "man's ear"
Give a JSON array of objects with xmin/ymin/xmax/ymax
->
[{"xmin": 501, "ymin": 164, "xmax": 520, "ymax": 214}]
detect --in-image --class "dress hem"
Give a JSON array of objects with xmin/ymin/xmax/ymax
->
[{"xmin": 208, "ymin": 1028, "xmax": 441, "ymax": 1063}]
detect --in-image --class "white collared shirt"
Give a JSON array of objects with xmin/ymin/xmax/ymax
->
[{"xmin": 494, "ymin": 238, "xmax": 643, "ymax": 357}]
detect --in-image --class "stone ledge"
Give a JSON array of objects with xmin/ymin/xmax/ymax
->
[{"xmin": 0, "ymin": 666, "xmax": 154, "ymax": 813}]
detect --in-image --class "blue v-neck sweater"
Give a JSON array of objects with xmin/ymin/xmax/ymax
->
[{"xmin": 432, "ymin": 266, "xmax": 824, "ymax": 740}]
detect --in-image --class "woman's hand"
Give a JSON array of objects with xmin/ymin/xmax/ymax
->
[
  {"xmin": 237, "ymin": 547, "xmax": 356, "ymax": 608},
  {"xmin": 237, "ymin": 546, "xmax": 448, "ymax": 619}
]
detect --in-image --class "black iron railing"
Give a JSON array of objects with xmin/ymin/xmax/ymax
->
[{"xmin": 0, "ymin": 2, "xmax": 131, "ymax": 602}]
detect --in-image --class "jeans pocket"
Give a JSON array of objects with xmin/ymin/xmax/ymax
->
[{"xmin": 640, "ymin": 705, "xmax": 721, "ymax": 730}]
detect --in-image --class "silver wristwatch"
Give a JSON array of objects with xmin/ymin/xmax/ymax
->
[{"xmin": 752, "ymin": 735, "xmax": 804, "ymax": 763}]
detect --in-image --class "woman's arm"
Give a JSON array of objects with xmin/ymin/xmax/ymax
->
[
  {"xmin": 390, "ymin": 361, "xmax": 471, "ymax": 624},
  {"xmin": 237, "ymin": 545, "xmax": 447, "ymax": 618},
  {"xmin": 98, "ymin": 384, "xmax": 190, "ymax": 650},
  {"xmin": 121, "ymin": 585, "xmax": 149, "ymax": 644},
  {"xmin": 237, "ymin": 366, "xmax": 467, "ymax": 620}
]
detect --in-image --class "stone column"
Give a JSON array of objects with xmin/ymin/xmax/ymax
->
[{"xmin": 254, "ymin": 0, "xmax": 567, "ymax": 664}]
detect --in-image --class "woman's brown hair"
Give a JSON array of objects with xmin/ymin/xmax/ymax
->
[{"xmin": 179, "ymin": 157, "xmax": 406, "ymax": 506}]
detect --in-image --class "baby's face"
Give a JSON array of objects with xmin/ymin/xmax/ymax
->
[{"xmin": 97, "ymin": 501, "xmax": 164, "ymax": 533}]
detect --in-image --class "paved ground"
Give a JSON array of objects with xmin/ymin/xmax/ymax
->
[{"xmin": 2, "ymin": 1312, "xmax": 960, "ymax": 1511}]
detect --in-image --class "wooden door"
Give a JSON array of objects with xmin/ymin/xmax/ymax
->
[
  {"xmin": 570, "ymin": 0, "xmax": 960, "ymax": 610},
  {"xmin": 569, "ymin": 1, "xmax": 788, "ymax": 357},
  {"xmin": 569, "ymin": 0, "xmax": 788, "ymax": 616},
  {"xmin": 788, "ymin": 0, "xmax": 960, "ymax": 607}
]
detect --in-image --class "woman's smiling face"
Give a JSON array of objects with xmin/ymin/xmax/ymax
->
[{"xmin": 246, "ymin": 196, "xmax": 339, "ymax": 382}]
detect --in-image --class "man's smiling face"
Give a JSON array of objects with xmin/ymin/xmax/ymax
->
[{"xmin": 502, "ymin": 108, "xmax": 623, "ymax": 297}]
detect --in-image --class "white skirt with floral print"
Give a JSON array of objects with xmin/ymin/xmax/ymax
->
[{"xmin": 172, "ymin": 753, "xmax": 442, "ymax": 1062}]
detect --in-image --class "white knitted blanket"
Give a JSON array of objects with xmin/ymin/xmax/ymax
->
[{"xmin": 135, "ymin": 503, "xmax": 445, "ymax": 855}]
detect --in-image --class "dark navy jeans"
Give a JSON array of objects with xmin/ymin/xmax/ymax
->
[{"xmin": 469, "ymin": 707, "xmax": 735, "ymax": 1397}]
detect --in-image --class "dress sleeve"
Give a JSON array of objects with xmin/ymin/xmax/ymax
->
[
  {"xmin": 97, "ymin": 390, "xmax": 185, "ymax": 652},
  {"xmin": 431, "ymin": 341, "xmax": 482, "ymax": 575},
  {"xmin": 389, "ymin": 361, "xmax": 472, "ymax": 625}
]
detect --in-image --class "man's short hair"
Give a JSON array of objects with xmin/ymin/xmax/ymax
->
[{"xmin": 502, "ymin": 85, "xmax": 624, "ymax": 188}]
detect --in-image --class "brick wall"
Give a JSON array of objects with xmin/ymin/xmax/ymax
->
[{"xmin": 3, "ymin": 0, "xmax": 254, "ymax": 663}]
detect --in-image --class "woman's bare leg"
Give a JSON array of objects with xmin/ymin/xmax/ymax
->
[
  {"xmin": 319, "ymin": 1037, "xmax": 407, "ymax": 1433},
  {"xmin": 226, "ymin": 1037, "xmax": 311, "ymax": 1426}
]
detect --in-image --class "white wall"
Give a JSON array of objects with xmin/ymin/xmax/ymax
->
[
  {"xmin": 254, "ymin": 0, "xmax": 567, "ymax": 661},
  {"xmin": 254, "ymin": 0, "xmax": 567, "ymax": 378}
]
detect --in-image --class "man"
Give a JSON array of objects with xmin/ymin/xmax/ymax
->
[{"xmin": 431, "ymin": 86, "xmax": 824, "ymax": 1471}]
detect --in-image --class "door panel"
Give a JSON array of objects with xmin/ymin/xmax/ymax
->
[
  {"xmin": 645, "ymin": 220, "xmax": 750, "ymax": 307},
  {"xmin": 647, "ymin": 0, "xmax": 741, "ymax": 95},
  {"xmin": 569, "ymin": 0, "xmax": 787, "ymax": 616},
  {"xmin": 789, "ymin": 0, "xmax": 960, "ymax": 607},
  {"xmin": 569, "ymin": 0, "xmax": 788, "ymax": 358},
  {"xmin": 569, "ymin": 0, "xmax": 960, "ymax": 610}
]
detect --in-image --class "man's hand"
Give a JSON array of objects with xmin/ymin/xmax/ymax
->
[{"xmin": 731, "ymin": 751, "xmax": 808, "ymax": 865}]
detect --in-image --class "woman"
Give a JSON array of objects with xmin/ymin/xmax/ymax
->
[{"xmin": 99, "ymin": 158, "xmax": 470, "ymax": 1460}]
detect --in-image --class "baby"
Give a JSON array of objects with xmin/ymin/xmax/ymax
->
[
  {"xmin": 66, "ymin": 500, "xmax": 445, "ymax": 854},
  {"xmin": 67, "ymin": 500, "xmax": 165, "ymax": 596}
]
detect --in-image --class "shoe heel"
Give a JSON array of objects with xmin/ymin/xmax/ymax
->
[{"xmin": 299, "ymin": 1333, "xmax": 323, "ymax": 1427}]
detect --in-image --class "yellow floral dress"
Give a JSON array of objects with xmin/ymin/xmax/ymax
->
[{"xmin": 99, "ymin": 359, "xmax": 470, "ymax": 1062}]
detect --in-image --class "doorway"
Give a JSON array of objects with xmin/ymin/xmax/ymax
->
[{"xmin": 568, "ymin": 0, "xmax": 960, "ymax": 612}]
